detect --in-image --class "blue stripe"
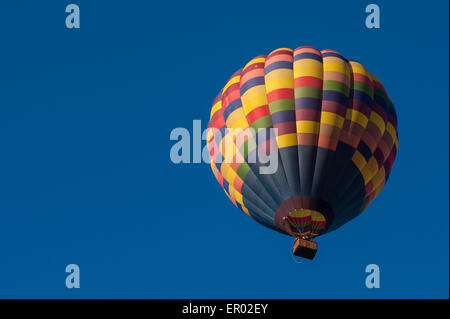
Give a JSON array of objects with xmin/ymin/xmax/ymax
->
[
  {"xmin": 357, "ymin": 141, "xmax": 372, "ymax": 162},
  {"xmin": 373, "ymin": 148, "xmax": 384, "ymax": 167},
  {"xmin": 270, "ymin": 110, "xmax": 295, "ymax": 124},
  {"xmin": 255, "ymin": 127, "xmax": 274, "ymax": 143},
  {"xmin": 374, "ymin": 94, "xmax": 388, "ymax": 112},
  {"xmin": 240, "ymin": 76, "xmax": 265, "ymax": 95},
  {"xmin": 323, "ymin": 90, "xmax": 349, "ymax": 105},
  {"xmin": 222, "ymin": 179, "xmax": 230, "ymax": 192},
  {"xmin": 295, "ymin": 97, "xmax": 322, "ymax": 110},
  {"xmin": 223, "ymin": 99, "xmax": 242, "ymax": 120},
  {"xmin": 323, "ymin": 52, "xmax": 348, "ymax": 62},
  {"xmin": 264, "ymin": 61, "xmax": 293, "ymax": 75},
  {"xmin": 351, "ymin": 89, "xmax": 373, "ymax": 108},
  {"xmin": 294, "ymin": 52, "xmax": 322, "ymax": 62}
]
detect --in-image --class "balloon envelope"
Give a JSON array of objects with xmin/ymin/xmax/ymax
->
[{"xmin": 207, "ymin": 46, "xmax": 398, "ymax": 239}]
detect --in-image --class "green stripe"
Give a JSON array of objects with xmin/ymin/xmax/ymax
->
[
  {"xmin": 374, "ymin": 87, "xmax": 390, "ymax": 106},
  {"xmin": 323, "ymin": 80, "xmax": 350, "ymax": 96},
  {"xmin": 250, "ymin": 116, "xmax": 272, "ymax": 130},
  {"xmin": 294, "ymin": 86, "xmax": 322, "ymax": 99},
  {"xmin": 239, "ymin": 139, "xmax": 257, "ymax": 159},
  {"xmin": 353, "ymin": 80, "xmax": 374, "ymax": 99},
  {"xmin": 268, "ymin": 99, "xmax": 295, "ymax": 113},
  {"xmin": 236, "ymin": 162, "xmax": 250, "ymax": 179}
]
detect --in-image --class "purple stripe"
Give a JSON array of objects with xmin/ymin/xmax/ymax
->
[
  {"xmin": 223, "ymin": 99, "xmax": 242, "ymax": 120},
  {"xmin": 295, "ymin": 97, "xmax": 322, "ymax": 110},
  {"xmin": 351, "ymin": 90, "xmax": 373, "ymax": 109},
  {"xmin": 323, "ymin": 52, "xmax": 348, "ymax": 61},
  {"xmin": 357, "ymin": 141, "xmax": 372, "ymax": 162},
  {"xmin": 264, "ymin": 61, "xmax": 293, "ymax": 75},
  {"xmin": 294, "ymin": 52, "xmax": 322, "ymax": 62},
  {"xmin": 323, "ymin": 90, "xmax": 349, "ymax": 105},
  {"xmin": 255, "ymin": 127, "xmax": 274, "ymax": 142},
  {"xmin": 270, "ymin": 110, "xmax": 296, "ymax": 124},
  {"xmin": 373, "ymin": 148, "xmax": 384, "ymax": 167},
  {"xmin": 240, "ymin": 76, "xmax": 265, "ymax": 95},
  {"xmin": 374, "ymin": 94, "xmax": 388, "ymax": 111}
]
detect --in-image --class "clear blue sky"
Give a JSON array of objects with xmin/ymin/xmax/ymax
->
[{"xmin": 0, "ymin": 0, "xmax": 448, "ymax": 298}]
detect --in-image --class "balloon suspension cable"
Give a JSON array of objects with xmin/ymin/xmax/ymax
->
[
  {"xmin": 289, "ymin": 245, "xmax": 303, "ymax": 264},
  {"xmin": 283, "ymin": 216, "xmax": 296, "ymax": 235}
]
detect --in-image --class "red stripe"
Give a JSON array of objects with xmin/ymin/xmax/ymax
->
[
  {"xmin": 217, "ymin": 174, "xmax": 223, "ymax": 186},
  {"xmin": 222, "ymin": 83, "xmax": 241, "ymax": 108},
  {"xmin": 209, "ymin": 111, "xmax": 225, "ymax": 128},
  {"xmin": 246, "ymin": 105, "xmax": 270, "ymax": 124},
  {"xmin": 295, "ymin": 109, "xmax": 321, "ymax": 121},
  {"xmin": 288, "ymin": 216, "xmax": 311, "ymax": 223},
  {"xmin": 267, "ymin": 49, "xmax": 293, "ymax": 59},
  {"xmin": 321, "ymin": 100, "xmax": 347, "ymax": 117},
  {"xmin": 388, "ymin": 114, "xmax": 397, "ymax": 128},
  {"xmin": 294, "ymin": 76, "xmax": 322, "ymax": 89},
  {"xmin": 371, "ymin": 103, "xmax": 388, "ymax": 121},
  {"xmin": 267, "ymin": 88, "xmax": 294, "ymax": 103},
  {"xmin": 350, "ymin": 98, "xmax": 372, "ymax": 117},
  {"xmin": 212, "ymin": 93, "xmax": 223, "ymax": 106},
  {"xmin": 352, "ymin": 73, "xmax": 372, "ymax": 85},
  {"xmin": 274, "ymin": 122, "xmax": 296, "ymax": 135},
  {"xmin": 294, "ymin": 46, "xmax": 316, "ymax": 51},
  {"xmin": 241, "ymin": 62, "xmax": 265, "ymax": 77}
]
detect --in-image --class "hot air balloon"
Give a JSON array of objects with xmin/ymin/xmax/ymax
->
[{"xmin": 206, "ymin": 46, "xmax": 398, "ymax": 259}]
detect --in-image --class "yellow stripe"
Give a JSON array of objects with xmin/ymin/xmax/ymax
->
[
  {"xmin": 270, "ymin": 48, "xmax": 293, "ymax": 55},
  {"xmin": 321, "ymin": 112, "xmax": 344, "ymax": 128},
  {"xmin": 225, "ymin": 109, "xmax": 248, "ymax": 129},
  {"xmin": 297, "ymin": 121, "xmax": 320, "ymax": 134},
  {"xmin": 288, "ymin": 209, "xmax": 310, "ymax": 218},
  {"xmin": 228, "ymin": 186, "xmax": 237, "ymax": 203},
  {"xmin": 349, "ymin": 61, "xmax": 369, "ymax": 76},
  {"xmin": 276, "ymin": 133, "xmax": 298, "ymax": 148},
  {"xmin": 224, "ymin": 165, "xmax": 237, "ymax": 185},
  {"xmin": 243, "ymin": 57, "xmax": 266, "ymax": 70},
  {"xmin": 346, "ymin": 109, "xmax": 368, "ymax": 128},
  {"xmin": 361, "ymin": 157, "xmax": 379, "ymax": 185},
  {"xmin": 370, "ymin": 166, "xmax": 386, "ymax": 190},
  {"xmin": 241, "ymin": 86, "xmax": 268, "ymax": 114},
  {"xmin": 371, "ymin": 74, "xmax": 381, "ymax": 84},
  {"xmin": 229, "ymin": 116, "xmax": 248, "ymax": 130},
  {"xmin": 369, "ymin": 111, "xmax": 386, "ymax": 133},
  {"xmin": 323, "ymin": 56, "xmax": 346, "ymax": 63},
  {"xmin": 220, "ymin": 162, "xmax": 230, "ymax": 178},
  {"xmin": 386, "ymin": 122, "xmax": 397, "ymax": 140},
  {"xmin": 210, "ymin": 100, "xmax": 222, "ymax": 119},
  {"xmin": 265, "ymin": 77, "xmax": 294, "ymax": 92},
  {"xmin": 368, "ymin": 156, "xmax": 379, "ymax": 172},
  {"xmin": 311, "ymin": 211, "xmax": 326, "ymax": 222},
  {"xmin": 386, "ymin": 122, "xmax": 399, "ymax": 150},
  {"xmin": 323, "ymin": 59, "xmax": 351, "ymax": 78},
  {"xmin": 223, "ymin": 75, "xmax": 240, "ymax": 93},
  {"xmin": 206, "ymin": 128, "xmax": 214, "ymax": 143},
  {"xmin": 361, "ymin": 168, "xmax": 372, "ymax": 184},
  {"xmin": 265, "ymin": 68, "xmax": 293, "ymax": 80},
  {"xmin": 221, "ymin": 138, "xmax": 237, "ymax": 162},
  {"xmin": 234, "ymin": 191, "xmax": 244, "ymax": 206},
  {"xmin": 352, "ymin": 151, "xmax": 366, "ymax": 171},
  {"xmin": 210, "ymin": 161, "xmax": 217, "ymax": 175},
  {"xmin": 293, "ymin": 59, "xmax": 323, "ymax": 79},
  {"xmin": 375, "ymin": 180, "xmax": 385, "ymax": 196}
]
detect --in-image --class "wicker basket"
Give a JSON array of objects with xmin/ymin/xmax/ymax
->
[{"xmin": 293, "ymin": 238, "xmax": 318, "ymax": 259}]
